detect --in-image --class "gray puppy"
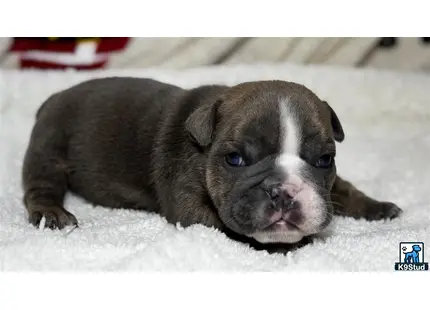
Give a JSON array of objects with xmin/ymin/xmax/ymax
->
[{"xmin": 21, "ymin": 77, "xmax": 402, "ymax": 253}]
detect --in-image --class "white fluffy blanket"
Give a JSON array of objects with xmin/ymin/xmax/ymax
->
[{"xmin": 1, "ymin": 63, "xmax": 429, "ymax": 271}]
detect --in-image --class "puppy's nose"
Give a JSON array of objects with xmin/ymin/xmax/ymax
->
[
  {"xmin": 270, "ymin": 185, "xmax": 285, "ymax": 200},
  {"xmin": 270, "ymin": 185, "xmax": 291, "ymax": 202},
  {"xmin": 271, "ymin": 183, "xmax": 301, "ymax": 200},
  {"xmin": 270, "ymin": 186, "xmax": 298, "ymax": 212}
]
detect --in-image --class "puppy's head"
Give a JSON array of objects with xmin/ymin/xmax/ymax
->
[{"xmin": 185, "ymin": 80, "xmax": 344, "ymax": 244}]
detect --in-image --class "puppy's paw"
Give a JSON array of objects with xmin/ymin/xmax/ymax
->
[
  {"xmin": 364, "ymin": 201, "xmax": 402, "ymax": 221},
  {"xmin": 29, "ymin": 206, "xmax": 78, "ymax": 229}
]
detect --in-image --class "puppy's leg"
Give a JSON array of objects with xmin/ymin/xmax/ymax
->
[
  {"xmin": 21, "ymin": 123, "xmax": 77, "ymax": 230},
  {"xmin": 330, "ymin": 175, "xmax": 402, "ymax": 221}
]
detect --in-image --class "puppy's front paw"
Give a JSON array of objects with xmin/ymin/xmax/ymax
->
[
  {"xmin": 364, "ymin": 201, "xmax": 402, "ymax": 221},
  {"xmin": 29, "ymin": 206, "xmax": 78, "ymax": 229}
]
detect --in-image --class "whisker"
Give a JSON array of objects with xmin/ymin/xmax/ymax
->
[{"xmin": 307, "ymin": 183, "xmax": 347, "ymax": 201}]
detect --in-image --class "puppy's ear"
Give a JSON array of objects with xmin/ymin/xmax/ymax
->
[
  {"xmin": 323, "ymin": 101, "xmax": 345, "ymax": 143},
  {"xmin": 185, "ymin": 98, "xmax": 221, "ymax": 147}
]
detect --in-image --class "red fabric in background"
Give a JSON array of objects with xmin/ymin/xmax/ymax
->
[
  {"xmin": 19, "ymin": 59, "xmax": 108, "ymax": 70},
  {"xmin": 8, "ymin": 37, "xmax": 131, "ymax": 70}
]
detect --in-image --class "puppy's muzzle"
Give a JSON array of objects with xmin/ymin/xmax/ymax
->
[{"xmin": 265, "ymin": 182, "xmax": 302, "ymax": 228}]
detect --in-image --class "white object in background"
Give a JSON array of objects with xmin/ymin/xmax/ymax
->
[{"xmin": 74, "ymin": 40, "xmax": 99, "ymax": 63}]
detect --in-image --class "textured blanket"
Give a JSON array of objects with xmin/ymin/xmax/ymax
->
[{"xmin": 1, "ymin": 63, "xmax": 429, "ymax": 271}]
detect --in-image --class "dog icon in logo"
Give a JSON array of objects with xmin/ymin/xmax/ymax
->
[
  {"xmin": 403, "ymin": 245, "xmax": 421, "ymax": 263},
  {"xmin": 395, "ymin": 242, "xmax": 429, "ymax": 271}
]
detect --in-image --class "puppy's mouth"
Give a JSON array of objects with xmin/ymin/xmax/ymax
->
[
  {"xmin": 243, "ymin": 195, "xmax": 328, "ymax": 244},
  {"xmin": 262, "ymin": 206, "xmax": 301, "ymax": 232},
  {"xmin": 264, "ymin": 218, "xmax": 300, "ymax": 232}
]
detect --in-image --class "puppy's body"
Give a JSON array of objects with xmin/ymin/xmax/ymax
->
[
  {"xmin": 22, "ymin": 77, "xmax": 401, "ymax": 252},
  {"xmin": 25, "ymin": 78, "xmax": 226, "ymax": 227}
]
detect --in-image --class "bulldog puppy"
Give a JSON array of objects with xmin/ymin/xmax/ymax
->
[{"xmin": 21, "ymin": 77, "xmax": 402, "ymax": 253}]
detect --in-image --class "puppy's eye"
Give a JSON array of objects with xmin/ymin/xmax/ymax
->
[
  {"xmin": 314, "ymin": 154, "xmax": 333, "ymax": 168},
  {"xmin": 225, "ymin": 153, "xmax": 246, "ymax": 167}
]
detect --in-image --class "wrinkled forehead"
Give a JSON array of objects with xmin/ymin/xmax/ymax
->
[
  {"xmin": 217, "ymin": 84, "xmax": 333, "ymax": 154},
  {"xmin": 277, "ymin": 97, "xmax": 333, "ymax": 154}
]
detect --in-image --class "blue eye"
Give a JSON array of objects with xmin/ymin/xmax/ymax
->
[
  {"xmin": 315, "ymin": 154, "xmax": 334, "ymax": 168},
  {"xmin": 225, "ymin": 153, "xmax": 245, "ymax": 167}
]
